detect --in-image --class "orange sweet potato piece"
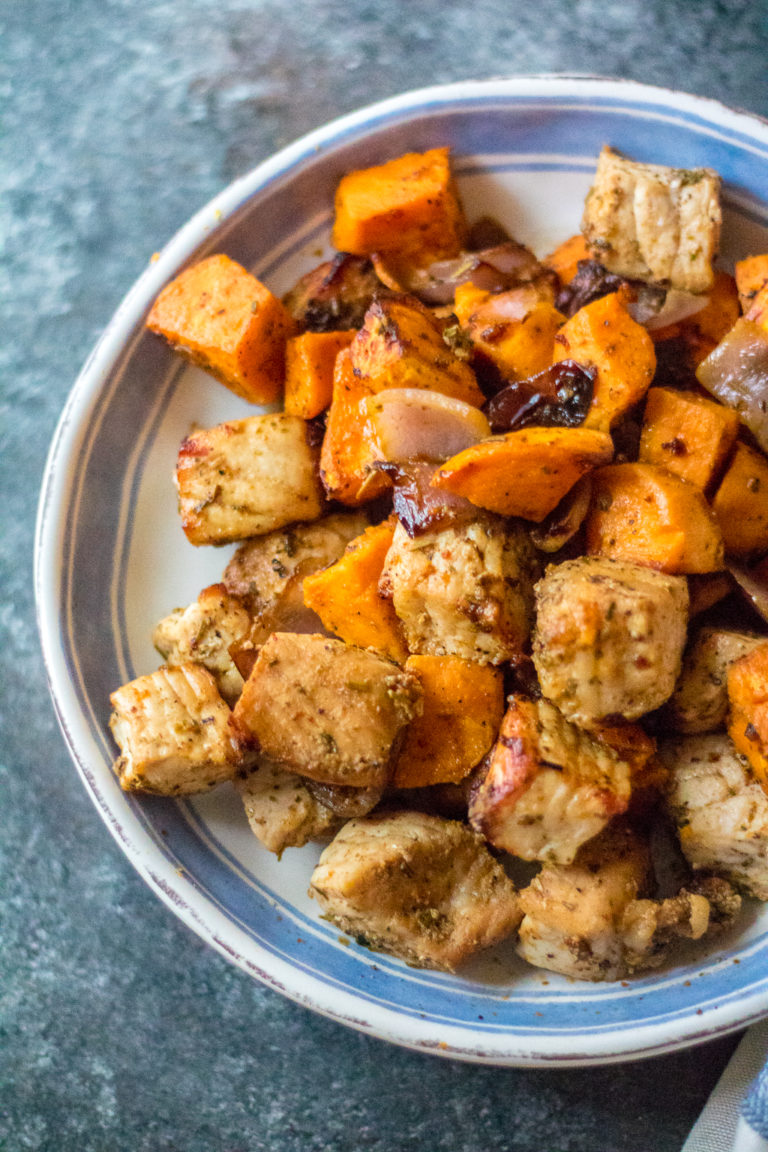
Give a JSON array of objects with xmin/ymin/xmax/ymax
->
[
  {"xmin": 711, "ymin": 442, "xmax": 768, "ymax": 557},
  {"xmin": 638, "ymin": 386, "xmax": 741, "ymax": 491},
  {"xmin": 319, "ymin": 350, "xmax": 388, "ymax": 506},
  {"xmin": 586, "ymin": 462, "xmax": 725, "ymax": 574},
  {"xmin": 453, "ymin": 281, "xmax": 491, "ymax": 327},
  {"xmin": 393, "ymin": 655, "xmax": 504, "ymax": 788},
  {"xmin": 687, "ymin": 271, "xmax": 741, "ymax": 345},
  {"xmin": 302, "ymin": 518, "xmax": 407, "ymax": 663},
  {"xmin": 146, "ymin": 254, "xmax": 297, "ymax": 404},
  {"xmin": 284, "ymin": 330, "xmax": 356, "ymax": 419},
  {"xmin": 553, "ymin": 291, "xmax": 656, "ymax": 430},
  {"xmin": 473, "ymin": 301, "xmax": 565, "ymax": 382},
  {"xmin": 735, "ymin": 254, "xmax": 768, "ymax": 314},
  {"xmin": 332, "ymin": 147, "xmax": 467, "ymax": 264},
  {"xmin": 543, "ymin": 233, "xmax": 591, "ymax": 286},
  {"xmin": 431, "ymin": 427, "xmax": 614, "ymax": 522},
  {"xmin": 727, "ymin": 641, "xmax": 768, "ymax": 793},
  {"xmin": 350, "ymin": 296, "xmax": 484, "ymax": 407}
]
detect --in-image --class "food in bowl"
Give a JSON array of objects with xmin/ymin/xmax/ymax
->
[{"xmin": 108, "ymin": 142, "xmax": 768, "ymax": 982}]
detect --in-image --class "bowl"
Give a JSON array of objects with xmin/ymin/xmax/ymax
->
[{"xmin": 35, "ymin": 75, "xmax": 768, "ymax": 1066}]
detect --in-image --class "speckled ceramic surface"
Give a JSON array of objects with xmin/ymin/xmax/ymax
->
[{"xmin": 35, "ymin": 76, "xmax": 768, "ymax": 1066}]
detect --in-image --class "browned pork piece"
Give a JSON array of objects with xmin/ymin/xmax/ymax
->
[
  {"xmin": 175, "ymin": 413, "xmax": 324, "ymax": 545},
  {"xmin": 152, "ymin": 583, "xmax": 256, "ymax": 705},
  {"xmin": 109, "ymin": 663, "xmax": 252, "ymax": 795},
  {"xmin": 532, "ymin": 556, "xmax": 689, "ymax": 725},
  {"xmin": 516, "ymin": 823, "xmax": 740, "ymax": 981},
  {"xmin": 581, "ymin": 146, "xmax": 721, "ymax": 292},
  {"xmin": 661, "ymin": 732, "xmax": 768, "ymax": 900},
  {"xmin": 665, "ymin": 626, "xmax": 765, "ymax": 735},
  {"xmin": 380, "ymin": 515, "xmax": 539, "ymax": 665},
  {"xmin": 222, "ymin": 511, "xmax": 368, "ymax": 634},
  {"xmin": 309, "ymin": 810, "xmax": 521, "ymax": 971},
  {"xmin": 232, "ymin": 633, "xmax": 421, "ymax": 790},
  {"xmin": 236, "ymin": 760, "xmax": 343, "ymax": 855},
  {"xmin": 468, "ymin": 695, "xmax": 632, "ymax": 864}
]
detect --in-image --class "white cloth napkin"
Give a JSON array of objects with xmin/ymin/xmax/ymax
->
[{"xmin": 681, "ymin": 1021, "xmax": 768, "ymax": 1151}]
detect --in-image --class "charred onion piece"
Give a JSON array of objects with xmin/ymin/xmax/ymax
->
[
  {"xmin": 727, "ymin": 559, "xmax": 768, "ymax": 626},
  {"xmin": 697, "ymin": 318, "xmax": 768, "ymax": 453},
  {"xmin": 486, "ymin": 360, "xmax": 595, "ymax": 432},
  {"xmin": 282, "ymin": 253, "xmax": 385, "ymax": 331},
  {"xmin": 530, "ymin": 476, "xmax": 593, "ymax": 554},
  {"xmin": 374, "ymin": 461, "xmax": 476, "ymax": 538},
  {"xmin": 371, "ymin": 240, "xmax": 551, "ymax": 306},
  {"xmin": 304, "ymin": 778, "xmax": 384, "ymax": 819}
]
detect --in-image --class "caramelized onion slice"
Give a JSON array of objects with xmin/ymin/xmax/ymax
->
[
  {"xmin": 372, "ymin": 240, "xmax": 549, "ymax": 306},
  {"xmin": 530, "ymin": 476, "xmax": 593, "ymax": 554},
  {"xmin": 361, "ymin": 388, "xmax": 490, "ymax": 464},
  {"xmin": 727, "ymin": 560, "xmax": 768, "ymax": 625},
  {"xmin": 640, "ymin": 288, "xmax": 709, "ymax": 331},
  {"xmin": 697, "ymin": 318, "xmax": 768, "ymax": 452},
  {"xmin": 374, "ymin": 461, "xmax": 476, "ymax": 538}
]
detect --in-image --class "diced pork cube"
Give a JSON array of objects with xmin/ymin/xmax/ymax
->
[
  {"xmin": 468, "ymin": 695, "xmax": 632, "ymax": 864},
  {"xmin": 532, "ymin": 556, "xmax": 689, "ymax": 724},
  {"xmin": 661, "ymin": 732, "xmax": 768, "ymax": 900},
  {"xmin": 310, "ymin": 810, "xmax": 521, "ymax": 971},
  {"xmin": 175, "ymin": 413, "xmax": 323, "ymax": 545},
  {"xmin": 380, "ymin": 515, "xmax": 538, "ymax": 665},
  {"xmin": 232, "ymin": 633, "xmax": 421, "ymax": 789},
  {"xmin": 666, "ymin": 626, "xmax": 764, "ymax": 734},
  {"xmin": 517, "ymin": 823, "xmax": 739, "ymax": 981},
  {"xmin": 109, "ymin": 663, "xmax": 250, "ymax": 795},
  {"xmin": 152, "ymin": 583, "xmax": 256, "ymax": 704},
  {"xmin": 581, "ymin": 146, "xmax": 721, "ymax": 292},
  {"xmin": 236, "ymin": 760, "xmax": 341, "ymax": 855}
]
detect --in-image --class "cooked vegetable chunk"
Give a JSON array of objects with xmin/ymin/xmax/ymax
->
[
  {"xmin": 552, "ymin": 291, "xmax": 656, "ymax": 430},
  {"xmin": 666, "ymin": 626, "xmax": 764, "ymax": 734},
  {"xmin": 319, "ymin": 350, "xmax": 389, "ymax": 506},
  {"xmin": 380, "ymin": 515, "xmax": 538, "ymax": 665},
  {"xmin": 461, "ymin": 292, "xmax": 565, "ymax": 382},
  {"xmin": 393, "ymin": 655, "xmax": 504, "ymax": 788},
  {"xmin": 543, "ymin": 233, "xmax": 592, "ymax": 285},
  {"xmin": 302, "ymin": 518, "xmax": 408, "ymax": 663},
  {"xmin": 696, "ymin": 318, "xmax": 768, "ymax": 454},
  {"xmin": 661, "ymin": 732, "xmax": 768, "ymax": 899},
  {"xmin": 586, "ymin": 462, "xmax": 725, "ymax": 574},
  {"xmin": 333, "ymin": 147, "xmax": 467, "ymax": 265},
  {"xmin": 581, "ymin": 146, "xmax": 721, "ymax": 292},
  {"xmin": 727, "ymin": 641, "xmax": 768, "ymax": 791},
  {"xmin": 222, "ymin": 511, "xmax": 367, "ymax": 632},
  {"xmin": 638, "ymin": 386, "xmax": 740, "ymax": 491},
  {"xmin": 282, "ymin": 253, "xmax": 382, "ymax": 332},
  {"xmin": 517, "ymin": 822, "xmax": 738, "ymax": 981},
  {"xmin": 284, "ymin": 329, "xmax": 356, "ymax": 419},
  {"xmin": 349, "ymin": 296, "xmax": 484, "ymax": 407},
  {"xmin": 175, "ymin": 413, "xmax": 324, "ymax": 545},
  {"xmin": 310, "ymin": 811, "xmax": 521, "ymax": 971},
  {"xmin": 153, "ymin": 583, "xmax": 255, "ymax": 705},
  {"xmin": 468, "ymin": 695, "xmax": 632, "ymax": 864},
  {"xmin": 533, "ymin": 556, "xmax": 689, "ymax": 724},
  {"xmin": 360, "ymin": 388, "xmax": 491, "ymax": 464},
  {"xmin": 146, "ymin": 254, "xmax": 297, "ymax": 403},
  {"xmin": 110, "ymin": 663, "xmax": 249, "ymax": 795},
  {"xmin": 232, "ymin": 633, "xmax": 421, "ymax": 789},
  {"xmin": 430, "ymin": 427, "xmax": 614, "ymax": 522},
  {"xmin": 711, "ymin": 442, "xmax": 768, "ymax": 557},
  {"xmin": 735, "ymin": 253, "xmax": 768, "ymax": 315},
  {"xmin": 236, "ymin": 760, "xmax": 341, "ymax": 855}
]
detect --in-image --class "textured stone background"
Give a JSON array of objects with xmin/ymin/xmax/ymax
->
[{"xmin": 3, "ymin": 2, "xmax": 768, "ymax": 1149}]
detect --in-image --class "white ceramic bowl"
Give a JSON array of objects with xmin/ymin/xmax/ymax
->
[{"xmin": 35, "ymin": 76, "xmax": 768, "ymax": 1066}]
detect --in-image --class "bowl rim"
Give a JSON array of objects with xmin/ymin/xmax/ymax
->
[{"xmin": 34, "ymin": 74, "xmax": 768, "ymax": 1066}]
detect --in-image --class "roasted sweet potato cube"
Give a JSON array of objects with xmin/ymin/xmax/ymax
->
[
  {"xmin": 175, "ymin": 413, "xmax": 324, "ymax": 545},
  {"xmin": 468, "ymin": 695, "xmax": 632, "ymax": 865},
  {"xmin": 349, "ymin": 296, "xmax": 484, "ymax": 407},
  {"xmin": 109, "ymin": 663, "xmax": 250, "ymax": 795},
  {"xmin": 431, "ymin": 427, "xmax": 614, "ymax": 522},
  {"xmin": 332, "ymin": 147, "xmax": 467, "ymax": 264},
  {"xmin": 553, "ymin": 291, "xmax": 656, "ymax": 430},
  {"xmin": 302, "ymin": 518, "xmax": 408, "ymax": 664},
  {"xmin": 735, "ymin": 254, "xmax": 768, "ymax": 314},
  {"xmin": 543, "ymin": 233, "xmax": 592, "ymax": 286},
  {"xmin": 639, "ymin": 386, "xmax": 740, "ymax": 491},
  {"xmin": 712, "ymin": 442, "xmax": 768, "ymax": 557},
  {"xmin": 284, "ymin": 329, "xmax": 356, "ymax": 419},
  {"xmin": 586, "ymin": 462, "xmax": 724, "ymax": 574},
  {"xmin": 146, "ymin": 254, "xmax": 297, "ymax": 403},
  {"xmin": 232, "ymin": 633, "xmax": 421, "ymax": 789},
  {"xmin": 319, "ymin": 350, "xmax": 389, "ymax": 506},
  {"xmin": 727, "ymin": 642, "xmax": 768, "ymax": 793},
  {"xmin": 393, "ymin": 655, "xmax": 505, "ymax": 788}
]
